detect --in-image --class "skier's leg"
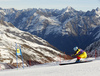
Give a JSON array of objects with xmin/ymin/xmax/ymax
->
[{"xmin": 76, "ymin": 56, "xmax": 81, "ymax": 62}]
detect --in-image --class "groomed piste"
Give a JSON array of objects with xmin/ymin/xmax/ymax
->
[{"xmin": 0, "ymin": 57, "xmax": 100, "ymax": 76}]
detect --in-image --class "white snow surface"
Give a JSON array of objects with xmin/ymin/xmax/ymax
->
[
  {"xmin": 0, "ymin": 57, "xmax": 100, "ymax": 76},
  {"xmin": 0, "ymin": 21, "xmax": 66, "ymax": 65},
  {"xmin": 93, "ymin": 29, "xmax": 100, "ymax": 40}
]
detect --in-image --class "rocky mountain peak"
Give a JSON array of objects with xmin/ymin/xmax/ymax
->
[
  {"xmin": 61, "ymin": 6, "xmax": 75, "ymax": 13},
  {"xmin": 96, "ymin": 7, "xmax": 100, "ymax": 11},
  {"xmin": 67, "ymin": 6, "xmax": 74, "ymax": 10},
  {"xmin": 95, "ymin": 7, "xmax": 100, "ymax": 17}
]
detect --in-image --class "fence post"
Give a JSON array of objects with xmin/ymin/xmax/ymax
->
[
  {"xmin": 64, "ymin": 52, "xmax": 66, "ymax": 60},
  {"xmin": 29, "ymin": 59, "xmax": 31, "ymax": 66},
  {"xmin": 87, "ymin": 51, "xmax": 89, "ymax": 58},
  {"xmin": 88, "ymin": 51, "xmax": 90, "ymax": 58},
  {"xmin": 59, "ymin": 54, "xmax": 61, "ymax": 63},
  {"xmin": 95, "ymin": 50, "xmax": 97, "ymax": 59},
  {"xmin": 0, "ymin": 65, "xmax": 1, "ymax": 70}
]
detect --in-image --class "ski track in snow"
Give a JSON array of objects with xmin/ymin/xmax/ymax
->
[{"xmin": 0, "ymin": 58, "xmax": 100, "ymax": 76}]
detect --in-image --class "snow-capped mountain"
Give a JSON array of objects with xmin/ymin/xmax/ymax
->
[
  {"xmin": 85, "ymin": 26, "xmax": 100, "ymax": 57},
  {"xmin": 0, "ymin": 6, "xmax": 100, "ymax": 54},
  {"xmin": 85, "ymin": 7, "xmax": 100, "ymax": 17},
  {"xmin": 85, "ymin": 39, "xmax": 100, "ymax": 56},
  {"xmin": 0, "ymin": 20, "xmax": 72, "ymax": 68}
]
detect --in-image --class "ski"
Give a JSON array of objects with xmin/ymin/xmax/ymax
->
[{"xmin": 59, "ymin": 60, "xmax": 93, "ymax": 65}]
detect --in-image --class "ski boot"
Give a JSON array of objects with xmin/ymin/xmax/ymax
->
[{"xmin": 75, "ymin": 59, "xmax": 81, "ymax": 63}]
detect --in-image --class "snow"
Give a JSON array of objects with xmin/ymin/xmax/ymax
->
[
  {"xmin": 45, "ymin": 25, "xmax": 62, "ymax": 35},
  {"xmin": 65, "ymin": 6, "xmax": 73, "ymax": 12},
  {"xmin": 95, "ymin": 33, "xmax": 100, "ymax": 40},
  {"xmin": 94, "ymin": 30, "xmax": 100, "ymax": 40},
  {"xmin": 0, "ymin": 10, "xmax": 6, "ymax": 15},
  {"xmin": 39, "ymin": 16, "xmax": 60, "ymax": 26},
  {"xmin": 62, "ymin": 6, "xmax": 75, "ymax": 14},
  {"xmin": 0, "ymin": 57, "xmax": 100, "ymax": 76},
  {"xmin": 0, "ymin": 21, "xmax": 65, "ymax": 64},
  {"xmin": 63, "ymin": 18, "xmax": 72, "ymax": 26},
  {"xmin": 34, "ymin": 13, "xmax": 38, "ymax": 16},
  {"xmin": 95, "ymin": 7, "xmax": 100, "ymax": 17},
  {"xmin": 0, "ymin": 49, "xmax": 9, "ymax": 58},
  {"xmin": 27, "ymin": 14, "xmax": 61, "ymax": 34}
]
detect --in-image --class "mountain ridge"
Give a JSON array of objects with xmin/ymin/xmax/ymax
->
[
  {"xmin": 0, "ymin": 20, "xmax": 72, "ymax": 68},
  {"xmin": 0, "ymin": 6, "xmax": 100, "ymax": 54}
]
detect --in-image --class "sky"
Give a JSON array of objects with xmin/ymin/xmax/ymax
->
[{"xmin": 0, "ymin": 0, "xmax": 100, "ymax": 11}]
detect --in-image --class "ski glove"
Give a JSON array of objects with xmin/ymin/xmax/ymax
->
[{"xmin": 71, "ymin": 54, "xmax": 75, "ymax": 57}]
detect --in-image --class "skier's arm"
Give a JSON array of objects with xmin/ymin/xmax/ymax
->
[
  {"xmin": 75, "ymin": 50, "xmax": 80, "ymax": 55},
  {"xmin": 71, "ymin": 50, "xmax": 80, "ymax": 57}
]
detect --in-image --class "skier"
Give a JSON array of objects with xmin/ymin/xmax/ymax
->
[{"xmin": 71, "ymin": 46, "xmax": 87, "ymax": 62}]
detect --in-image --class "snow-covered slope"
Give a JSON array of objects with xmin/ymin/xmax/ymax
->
[
  {"xmin": 85, "ymin": 26, "xmax": 100, "ymax": 51},
  {"xmin": 0, "ymin": 20, "xmax": 72, "ymax": 69},
  {"xmin": 0, "ymin": 57, "xmax": 100, "ymax": 76},
  {"xmin": 85, "ymin": 38, "xmax": 100, "ymax": 57}
]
